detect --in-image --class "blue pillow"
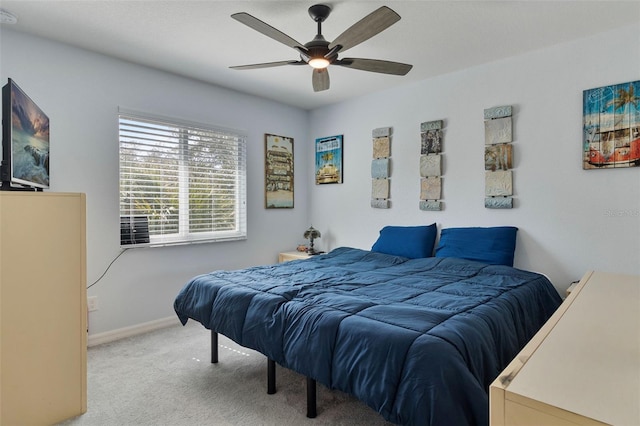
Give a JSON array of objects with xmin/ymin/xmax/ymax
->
[
  {"xmin": 371, "ymin": 224, "xmax": 437, "ymax": 259},
  {"xmin": 434, "ymin": 226, "xmax": 518, "ymax": 266}
]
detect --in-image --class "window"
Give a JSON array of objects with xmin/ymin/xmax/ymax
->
[{"xmin": 119, "ymin": 110, "xmax": 247, "ymax": 247}]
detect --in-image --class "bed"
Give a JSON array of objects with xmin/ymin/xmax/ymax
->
[{"xmin": 174, "ymin": 225, "xmax": 562, "ymax": 426}]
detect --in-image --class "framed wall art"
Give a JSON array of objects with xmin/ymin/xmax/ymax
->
[
  {"xmin": 583, "ymin": 80, "xmax": 640, "ymax": 169},
  {"xmin": 419, "ymin": 119, "xmax": 444, "ymax": 211},
  {"xmin": 265, "ymin": 133, "xmax": 294, "ymax": 208},
  {"xmin": 371, "ymin": 127, "xmax": 391, "ymax": 209},
  {"xmin": 483, "ymin": 105, "xmax": 514, "ymax": 209},
  {"xmin": 315, "ymin": 135, "xmax": 343, "ymax": 184}
]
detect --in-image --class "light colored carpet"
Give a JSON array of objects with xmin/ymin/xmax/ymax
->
[{"xmin": 59, "ymin": 321, "xmax": 393, "ymax": 425}]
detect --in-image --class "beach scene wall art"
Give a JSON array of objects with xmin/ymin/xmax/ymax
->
[
  {"xmin": 583, "ymin": 80, "xmax": 640, "ymax": 169},
  {"xmin": 315, "ymin": 135, "xmax": 343, "ymax": 184}
]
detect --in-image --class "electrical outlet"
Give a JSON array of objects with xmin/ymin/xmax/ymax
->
[{"xmin": 87, "ymin": 296, "xmax": 99, "ymax": 312}]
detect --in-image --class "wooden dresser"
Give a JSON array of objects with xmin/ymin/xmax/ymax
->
[
  {"xmin": 0, "ymin": 192, "xmax": 87, "ymax": 425},
  {"xmin": 490, "ymin": 270, "xmax": 640, "ymax": 425}
]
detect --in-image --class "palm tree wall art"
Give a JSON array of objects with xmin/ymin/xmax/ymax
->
[{"xmin": 583, "ymin": 80, "xmax": 640, "ymax": 169}]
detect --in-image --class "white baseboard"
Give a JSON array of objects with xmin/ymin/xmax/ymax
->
[{"xmin": 88, "ymin": 316, "xmax": 181, "ymax": 347}]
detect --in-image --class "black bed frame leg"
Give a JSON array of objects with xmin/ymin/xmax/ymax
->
[
  {"xmin": 211, "ymin": 331, "xmax": 218, "ymax": 363},
  {"xmin": 267, "ymin": 359, "xmax": 276, "ymax": 394},
  {"xmin": 209, "ymin": 330, "xmax": 313, "ymax": 417},
  {"xmin": 306, "ymin": 377, "xmax": 317, "ymax": 418}
]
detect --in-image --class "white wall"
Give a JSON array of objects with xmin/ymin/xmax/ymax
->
[
  {"xmin": 308, "ymin": 24, "xmax": 640, "ymax": 291},
  {"xmin": 0, "ymin": 30, "xmax": 310, "ymax": 335},
  {"xmin": 2, "ymin": 24, "xmax": 639, "ymax": 336}
]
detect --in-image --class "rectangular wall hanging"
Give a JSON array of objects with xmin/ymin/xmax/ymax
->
[
  {"xmin": 315, "ymin": 135, "xmax": 343, "ymax": 184},
  {"xmin": 371, "ymin": 127, "xmax": 391, "ymax": 209},
  {"xmin": 419, "ymin": 200, "xmax": 442, "ymax": 211},
  {"xmin": 485, "ymin": 144, "xmax": 513, "ymax": 171},
  {"xmin": 485, "ymin": 197, "xmax": 513, "ymax": 209},
  {"xmin": 371, "ymin": 158, "xmax": 390, "ymax": 179},
  {"xmin": 485, "ymin": 170, "xmax": 512, "ymax": 196},
  {"xmin": 484, "ymin": 106, "xmax": 514, "ymax": 209},
  {"xmin": 583, "ymin": 80, "xmax": 640, "ymax": 169},
  {"xmin": 373, "ymin": 137, "xmax": 390, "ymax": 158},
  {"xmin": 419, "ymin": 120, "xmax": 444, "ymax": 211},
  {"xmin": 265, "ymin": 133, "xmax": 294, "ymax": 209},
  {"xmin": 420, "ymin": 154, "xmax": 442, "ymax": 177},
  {"xmin": 372, "ymin": 177, "xmax": 390, "ymax": 199},
  {"xmin": 484, "ymin": 116, "xmax": 512, "ymax": 145},
  {"xmin": 371, "ymin": 199, "xmax": 390, "ymax": 209},
  {"xmin": 420, "ymin": 176, "xmax": 442, "ymax": 200}
]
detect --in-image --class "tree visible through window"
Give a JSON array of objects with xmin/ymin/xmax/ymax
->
[{"xmin": 119, "ymin": 111, "xmax": 247, "ymax": 246}]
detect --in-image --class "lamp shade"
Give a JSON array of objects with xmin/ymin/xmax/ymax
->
[{"xmin": 304, "ymin": 226, "xmax": 321, "ymax": 240}]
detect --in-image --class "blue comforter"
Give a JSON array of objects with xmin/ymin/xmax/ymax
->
[{"xmin": 174, "ymin": 247, "xmax": 561, "ymax": 426}]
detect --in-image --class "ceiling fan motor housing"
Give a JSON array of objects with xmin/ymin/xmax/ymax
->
[
  {"xmin": 304, "ymin": 36, "xmax": 331, "ymax": 62},
  {"xmin": 305, "ymin": 5, "xmax": 336, "ymax": 64}
]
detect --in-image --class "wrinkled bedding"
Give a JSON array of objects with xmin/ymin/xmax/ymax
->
[{"xmin": 174, "ymin": 247, "xmax": 561, "ymax": 425}]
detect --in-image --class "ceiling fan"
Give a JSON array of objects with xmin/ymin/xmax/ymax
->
[{"xmin": 230, "ymin": 4, "xmax": 413, "ymax": 92}]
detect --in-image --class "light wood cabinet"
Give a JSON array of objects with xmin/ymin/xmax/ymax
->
[
  {"xmin": 490, "ymin": 270, "xmax": 640, "ymax": 426},
  {"xmin": 0, "ymin": 192, "xmax": 87, "ymax": 425}
]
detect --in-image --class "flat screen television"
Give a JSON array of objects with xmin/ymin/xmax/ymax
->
[{"xmin": 1, "ymin": 78, "xmax": 50, "ymax": 190}]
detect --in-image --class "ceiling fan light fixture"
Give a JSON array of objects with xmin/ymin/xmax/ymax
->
[
  {"xmin": 308, "ymin": 57, "xmax": 330, "ymax": 69},
  {"xmin": 230, "ymin": 5, "xmax": 413, "ymax": 91}
]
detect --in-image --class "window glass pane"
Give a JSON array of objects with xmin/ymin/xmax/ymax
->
[{"xmin": 119, "ymin": 111, "xmax": 246, "ymax": 247}]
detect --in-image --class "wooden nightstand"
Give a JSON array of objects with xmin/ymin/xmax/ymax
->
[{"xmin": 278, "ymin": 251, "xmax": 311, "ymax": 263}]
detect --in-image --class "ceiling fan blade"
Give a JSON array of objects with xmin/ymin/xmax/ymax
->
[
  {"xmin": 230, "ymin": 60, "xmax": 306, "ymax": 70},
  {"xmin": 328, "ymin": 6, "xmax": 400, "ymax": 54},
  {"xmin": 231, "ymin": 12, "xmax": 307, "ymax": 51},
  {"xmin": 312, "ymin": 68, "xmax": 330, "ymax": 92},
  {"xmin": 335, "ymin": 58, "xmax": 413, "ymax": 75}
]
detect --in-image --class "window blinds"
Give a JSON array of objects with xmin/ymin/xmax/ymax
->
[{"xmin": 119, "ymin": 110, "xmax": 247, "ymax": 247}]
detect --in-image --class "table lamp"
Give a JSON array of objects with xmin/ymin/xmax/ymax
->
[{"xmin": 303, "ymin": 226, "xmax": 321, "ymax": 255}]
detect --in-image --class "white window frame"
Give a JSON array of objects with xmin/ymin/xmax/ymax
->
[{"xmin": 118, "ymin": 108, "xmax": 247, "ymax": 247}]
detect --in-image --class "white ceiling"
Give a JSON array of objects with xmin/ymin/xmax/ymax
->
[{"xmin": 1, "ymin": 1, "xmax": 639, "ymax": 110}]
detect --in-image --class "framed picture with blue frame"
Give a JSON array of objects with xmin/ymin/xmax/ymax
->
[{"xmin": 315, "ymin": 135, "xmax": 343, "ymax": 184}]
